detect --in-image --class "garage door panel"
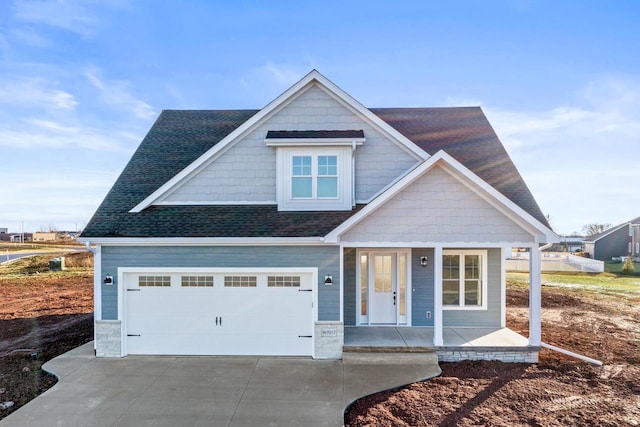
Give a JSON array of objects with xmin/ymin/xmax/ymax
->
[{"xmin": 125, "ymin": 271, "xmax": 314, "ymax": 356}]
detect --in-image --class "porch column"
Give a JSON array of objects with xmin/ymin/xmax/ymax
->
[
  {"xmin": 529, "ymin": 246, "xmax": 542, "ymax": 346},
  {"xmin": 433, "ymin": 246, "xmax": 443, "ymax": 346}
]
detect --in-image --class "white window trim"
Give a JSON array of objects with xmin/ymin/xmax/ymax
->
[
  {"xmin": 442, "ymin": 249, "xmax": 488, "ymax": 311},
  {"xmin": 276, "ymin": 146, "xmax": 352, "ymax": 211}
]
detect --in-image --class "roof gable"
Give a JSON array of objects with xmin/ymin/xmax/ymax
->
[
  {"xmin": 325, "ymin": 151, "xmax": 557, "ymax": 244},
  {"xmin": 130, "ymin": 70, "xmax": 427, "ymax": 213}
]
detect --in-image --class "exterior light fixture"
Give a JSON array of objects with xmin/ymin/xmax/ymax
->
[
  {"xmin": 324, "ymin": 275, "xmax": 333, "ymax": 285},
  {"xmin": 420, "ymin": 256, "xmax": 428, "ymax": 267},
  {"xmin": 104, "ymin": 275, "xmax": 113, "ymax": 285}
]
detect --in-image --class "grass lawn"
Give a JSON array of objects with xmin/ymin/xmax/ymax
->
[{"xmin": 508, "ymin": 270, "xmax": 640, "ymax": 296}]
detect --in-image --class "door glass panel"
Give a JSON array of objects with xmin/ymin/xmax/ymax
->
[
  {"xmin": 374, "ymin": 255, "xmax": 392, "ymax": 292},
  {"xmin": 360, "ymin": 254, "xmax": 367, "ymax": 315},
  {"xmin": 398, "ymin": 253, "xmax": 406, "ymax": 315}
]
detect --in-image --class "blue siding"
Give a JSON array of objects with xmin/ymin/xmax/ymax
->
[
  {"xmin": 101, "ymin": 245, "xmax": 340, "ymax": 321},
  {"xmin": 411, "ymin": 249, "xmax": 434, "ymax": 326},
  {"xmin": 343, "ymin": 248, "xmax": 357, "ymax": 326},
  {"xmin": 443, "ymin": 248, "xmax": 502, "ymax": 327}
]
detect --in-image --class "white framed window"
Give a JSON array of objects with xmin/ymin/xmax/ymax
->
[
  {"xmin": 442, "ymin": 250, "xmax": 487, "ymax": 310},
  {"xmin": 291, "ymin": 155, "xmax": 338, "ymax": 199},
  {"xmin": 276, "ymin": 146, "xmax": 352, "ymax": 211}
]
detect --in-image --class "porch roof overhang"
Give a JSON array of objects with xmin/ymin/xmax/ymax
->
[{"xmin": 325, "ymin": 150, "xmax": 559, "ymax": 246}]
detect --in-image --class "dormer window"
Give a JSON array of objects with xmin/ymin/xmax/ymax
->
[
  {"xmin": 266, "ymin": 130, "xmax": 364, "ymax": 211},
  {"xmin": 292, "ymin": 155, "xmax": 338, "ymax": 199}
]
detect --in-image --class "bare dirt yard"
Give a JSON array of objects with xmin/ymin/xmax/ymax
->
[
  {"xmin": 346, "ymin": 273, "xmax": 640, "ymax": 426},
  {"xmin": 0, "ymin": 252, "xmax": 93, "ymax": 420},
  {"xmin": 1, "ymin": 254, "xmax": 639, "ymax": 425}
]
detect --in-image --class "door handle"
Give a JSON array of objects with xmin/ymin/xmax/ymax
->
[{"xmin": 393, "ymin": 291, "xmax": 396, "ymax": 305}]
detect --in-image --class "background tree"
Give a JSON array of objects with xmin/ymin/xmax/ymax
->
[{"xmin": 582, "ymin": 223, "xmax": 611, "ymax": 237}]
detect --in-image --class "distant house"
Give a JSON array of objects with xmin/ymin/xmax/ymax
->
[
  {"xmin": 0, "ymin": 233, "xmax": 32, "ymax": 242},
  {"xmin": 584, "ymin": 216, "xmax": 640, "ymax": 260},
  {"xmin": 556, "ymin": 235, "xmax": 584, "ymax": 252},
  {"xmin": 0, "ymin": 228, "xmax": 7, "ymax": 234},
  {"xmin": 33, "ymin": 232, "xmax": 57, "ymax": 242}
]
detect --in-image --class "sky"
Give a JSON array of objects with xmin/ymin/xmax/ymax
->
[{"xmin": 0, "ymin": 0, "xmax": 638, "ymax": 236}]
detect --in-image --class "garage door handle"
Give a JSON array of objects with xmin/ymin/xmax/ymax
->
[
  {"xmin": 127, "ymin": 334, "xmax": 141, "ymax": 337},
  {"xmin": 298, "ymin": 335, "xmax": 312, "ymax": 338},
  {"xmin": 126, "ymin": 289, "xmax": 140, "ymax": 292},
  {"xmin": 298, "ymin": 289, "xmax": 312, "ymax": 292}
]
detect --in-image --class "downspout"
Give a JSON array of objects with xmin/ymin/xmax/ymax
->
[
  {"xmin": 351, "ymin": 140, "xmax": 356, "ymax": 207},
  {"xmin": 541, "ymin": 342, "xmax": 603, "ymax": 366},
  {"xmin": 533, "ymin": 243, "xmax": 603, "ymax": 366},
  {"xmin": 85, "ymin": 241, "xmax": 96, "ymax": 254}
]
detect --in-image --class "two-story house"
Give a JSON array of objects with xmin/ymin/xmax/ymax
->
[{"xmin": 80, "ymin": 70, "xmax": 557, "ymax": 362}]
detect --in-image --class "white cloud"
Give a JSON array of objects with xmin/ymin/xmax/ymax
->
[
  {"xmin": 482, "ymin": 76, "xmax": 640, "ymax": 234},
  {"xmin": 85, "ymin": 66, "xmax": 155, "ymax": 120},
  {"xmin": 258, "ymin": 62, "xmax": 307, "ymax": 86},
  {"xmin": 0, "ymin": 78, "xmax": 78, "ymax": 110},
  {"xmin": 10, "ymin": 0, "xmax": 126, "ymax": 37},
  {"xmin": 10, "ymin": 27, "xmax": 51, "ymax": 47},
  {"xmin": 0, "ymin": 119, "xmax": 139, "ymax": 151}
]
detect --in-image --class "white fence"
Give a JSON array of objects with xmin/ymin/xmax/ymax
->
[{"xmin": 507, "ymin": 252, "xmax": 604, "ymax": 273}]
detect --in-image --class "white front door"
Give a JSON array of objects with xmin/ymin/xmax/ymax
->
[{"xmin": 369, "ymin": 254, "xmax": 397, "ymax": 324}]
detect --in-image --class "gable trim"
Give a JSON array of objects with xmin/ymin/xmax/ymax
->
[
  {"xmin": 324, "ymin": 150, "xmax": 558, "ymax": 244},
  {"xmin": 130, "ymin": 70, "xmax": 427, "ymax": 213}
]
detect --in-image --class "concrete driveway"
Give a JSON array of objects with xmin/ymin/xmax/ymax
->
[{"xmin": 1, "ymin": 343, "xmax": 440, "ymax": 427}]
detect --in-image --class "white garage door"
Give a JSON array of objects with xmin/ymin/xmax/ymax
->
[{"xmin": 124, "ymin": 270, "xmax": 314, "ymax": 356}]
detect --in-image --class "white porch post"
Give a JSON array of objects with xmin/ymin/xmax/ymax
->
[
  {"xmin": 94, "ymin": 244, "xmax": 102, "ymax": 347},
  {"xmin": 433, "ymin": 246, "xmax": 443, "ymax": 346},
  {"xmin": 529, "ymin": 245, "xmax": 542, "ymax": 346}
]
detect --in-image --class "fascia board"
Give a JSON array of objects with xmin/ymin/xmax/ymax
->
[
  {"xmin": 131, "ymin": 69, "xmax": 426, "ymax": 213},
  {"xmin": 311, "ymin": 73, "xmax": 428, "ymax": 162},
  {"xmin": 265, "ymin": 138, "xmax": 365, "ymax": 146},
  {"xmin": 129, "ymin": 70, "xmax": 326, "ymax": 213},
  {"xmin": 77, "ymin": 236, "xmax": 329, "ymax": 246},
  {"xmin": 325, "ymin": 150, "xmax": 558, "ymax": 243},
  {"xmin": 435, "ymin": 159, "xmax": 557, "ymax": 243}
]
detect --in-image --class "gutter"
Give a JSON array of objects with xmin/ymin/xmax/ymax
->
[
  {"xmin": 84, "ymin": 241, "xmax": 96, "ymax": 254},
  {"xmin": 541, "ymin": 342, "xmax": 603, "ymax": 366}
]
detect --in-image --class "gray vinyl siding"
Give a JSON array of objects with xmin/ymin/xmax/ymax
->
[
  {"xmin": 592, "ymin": 226, "xmax": 631, "ymax": 261},
  {"xmin": 443, "ymin": 248, "xmax": 502, "ymax": 327},
  {"xmin": 343, "ymin": 248, "xmax": 357, "ymax": 326},
  {"xmin": 101, "ymin": 245, "xmax": 340, "ymax": 321},
  {"xmin": 411, "ymin": 249, "xmax": 434, "ymax": 326},
  {"xmin": 162, "ymin": 85, "xmax": 418, "ymax": 204}
]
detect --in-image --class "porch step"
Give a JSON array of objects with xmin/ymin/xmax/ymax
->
[{"xmin": 342, "ymin": 346, "xmax": 439, "ymax": 365}]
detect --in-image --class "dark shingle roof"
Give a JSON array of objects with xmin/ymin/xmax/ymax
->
[
  {"xmin": 370, "ymin": 107, "xmax": 549, "ymax": 227},
  {"xmin": 583, "ymin": 216, "xmax": 640, "ymax": 242},
  {"xmin": 266, "ymin": 130, "xmax": 364, "ymax": 139},
  {"xmin": 82, "ymin": 107, "xmax": 549, "ymax": 238}
]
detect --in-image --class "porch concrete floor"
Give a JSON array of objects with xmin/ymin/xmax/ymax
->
[{"xmin": 344, "ymin": 327, "xmax": 530, "ymax": 348}]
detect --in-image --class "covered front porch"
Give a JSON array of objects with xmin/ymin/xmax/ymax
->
[{"xmin": 344, "ymin": 326, "xmax": 539, "ymax": 363}]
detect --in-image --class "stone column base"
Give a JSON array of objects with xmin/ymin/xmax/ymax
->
[
  {"xmin": 95, "ymin": 320, "xmax": 122, "ymax": 358},
  {"xmin": 314, "ymin": 321, "xmax": 344, "ymax": 359}
]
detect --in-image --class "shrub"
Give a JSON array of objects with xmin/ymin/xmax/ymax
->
[{"xmin": 621, "ymin": 256, "xmax": 636, "ymax": 275}]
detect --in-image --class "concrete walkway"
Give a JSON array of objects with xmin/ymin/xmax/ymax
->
[{"xmin": 1, "ymin": 342, "xmax": 440, "ymax": 427}]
